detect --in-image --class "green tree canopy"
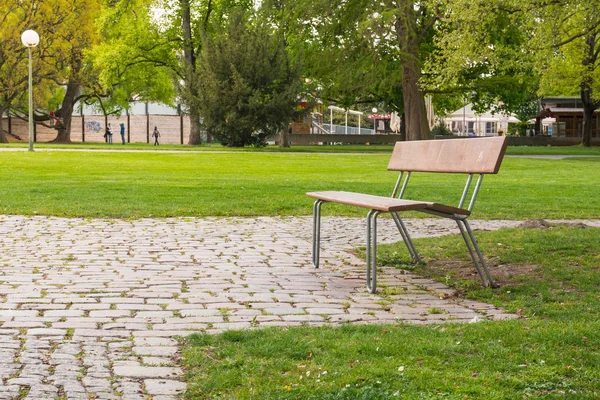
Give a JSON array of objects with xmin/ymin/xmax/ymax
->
[
  {"xmin": 0, "ymin": 0, "xmax": 88, "ymax": 142},
  {"xmin": 429, "ymin": 0, "xmax": 599, "ymax": 145},
  {"xmin": 280, "ymin": 0, "xmax": 444, "ymax": 140},
  {"xmin": 536, "ymin": 0, "xmax": 599, "ymax": 145},
  {"xmin": 87, "ymin": 0, "xmax": 177, "ymax": 112},
  {"xmin": 423, "ymin": 0, "xmax": 539, "ymax": 117}
]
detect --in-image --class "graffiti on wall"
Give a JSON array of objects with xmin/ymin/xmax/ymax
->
[{"xmin": 85, "ymin": 121, "xmax": 103, "ymax": 132}]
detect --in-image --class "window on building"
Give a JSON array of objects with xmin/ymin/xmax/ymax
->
[
  {"xmin": 452, "ymin": 121, "xmax": 464, "ymax": 133},
  {"xmin": 558, "ymin": 122, "xmax": 566, "ymax": 136},
  {"xmin": 485, "ymin": 122, "xmax": 496, "ymax": 134},
  {"xmin": 467, "ymin": 122, "xmax": 476, "ymax": 135}
]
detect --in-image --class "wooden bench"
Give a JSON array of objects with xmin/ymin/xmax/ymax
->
[{"xmin": 307, "ymin": 136, "xmax": 509, "ymax": 293}]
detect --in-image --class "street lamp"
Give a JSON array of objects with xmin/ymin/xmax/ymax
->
[
  {"xmin": 372, "ymin": 107, "xmax": 378, "ymax": 133},
  {"xmin": 21, "ymin": 30, "xmax": 39, "ymax": 152}
]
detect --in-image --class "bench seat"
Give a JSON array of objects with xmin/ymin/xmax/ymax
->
[{"xmin": 307, "ymin": 191, "xmax": 470, "ymax": 216}]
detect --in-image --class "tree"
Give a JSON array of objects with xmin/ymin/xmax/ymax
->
[
  {"xmin": 535, "ymin": 1, "xmax": 600, "ymax": 146},
  {"xmin": 195, "ymin": 8, "xmax": 303, "ymax": 147},
  {"xmin": 0, "ymin": 0, "xmax": 27, "ymax": 142},
  {"xmin": 47, "ymin": 0, "xmax": 101, "ymax": 143},
  {"xmin": 1, "ymin": 0, "xmax": 112, "ymax": 144},
  {"xmin": 154, "ymin": 0, "xmax": 254, "ymax": 145},
  {"xmin": 284, "ymin": 0, "xmax": 442, "ymax": 141},
  {"xmin": 510, "ymin": 95, "xmax": 538, "ymax": 136},
  {"xmin": 423, "ymin": 0, "xmax": 540, "ymax": 121},
  {"xmin": 85, "ymin": 0, "xmax": 177, "ymax": 124},
  {"xmin": 278, "ymin": 1, "xmax": 400, "ymax": 109},
  {"xmin": 429, "ymin": 0, "xmax": 599, "ymax": 146},
  {"xmin": 257, "ymin": 0, "xmax": 310, "ymax": 148},
  {"xmin": 45, "ymin": 0, "xmax": 177, "ymax": 143},
  {"xmin": 2, "ymin": 0, "xmax": 178, "ymax": 144},
  {"xmin": 0, "ymin": 0, "xmax": 71, "ymax": 142},
  {"xmin": 178, "ymin": 0, "xmax": 205, "ymax": 145}
]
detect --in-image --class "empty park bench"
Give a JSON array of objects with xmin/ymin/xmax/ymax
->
[{"xmin": 307, "ymin": 136, "xmax": 509, "ymax": 293}]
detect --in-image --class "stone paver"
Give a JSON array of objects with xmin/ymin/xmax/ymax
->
[{"xmin": 1, "ymin": 215, "xmax": 597, "ymax": 399}]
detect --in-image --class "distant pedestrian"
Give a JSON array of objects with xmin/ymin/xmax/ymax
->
[
  {"xmin": 120, "ymin": 123, "xmax": 126, "ymax": 144},
  {"xmin": 49, "ymin": 109, "xmax": 58, "ymax": 125},
  {"xmin": 152, "ymin": 126, "xmax": 160, "ymax": 146},
  {"xmin": 106, "ymin": 123, "xmax": 113, "ymax": 144}
]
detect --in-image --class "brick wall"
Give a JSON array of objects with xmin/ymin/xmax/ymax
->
[{"xmin": 2, "ymin": 115, "xmax": 190, "ymax": 144}]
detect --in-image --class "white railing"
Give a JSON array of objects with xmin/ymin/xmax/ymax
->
[{"xmin": 314, "ymin": 123, "xmax": 376, "ymax": 135}]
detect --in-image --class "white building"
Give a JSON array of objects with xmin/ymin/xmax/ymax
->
[{"xmin": 443, "ymin": 104, "xmax": 520, "ymax": 136}]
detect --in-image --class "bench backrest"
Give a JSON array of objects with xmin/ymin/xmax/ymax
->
[{"xmin": 387, "ymin": 137, "xmax": 509, "ymax": 174}]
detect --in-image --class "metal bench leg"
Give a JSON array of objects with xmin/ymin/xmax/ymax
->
[
  {"xmin": 456, "ymin": 220, "xmax": 487, "ymax": 285},
  {"xmin": 312, "ymin": 200, "xmax": 323, "ymax": 268},
  {"xmin": 463, "ymin": 220, "xmax": 498, "ymax": 288},
  {"xmin": 457, "ymin": 219, "xmax": 498, "ymax": 288},
  {"xmin": 391, "ymin": 212, "xmax": 421, "ymax": 263},
  {"xmin": 366, "ymin": 210, "xmax": 380, "ymax": 293}
]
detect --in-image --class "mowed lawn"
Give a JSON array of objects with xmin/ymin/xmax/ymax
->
[
  {"xmin": 0, "ymin": 150, "xmax": 598, "ymax": 219},
  {"xmin": 3, "ymin": 141, "xmax": 600, "ymax": 155}
]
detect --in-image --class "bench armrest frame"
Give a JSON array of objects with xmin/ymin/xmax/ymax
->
[{"xmin": 394, "ymin": 171, "xmax": 485, "ymax": 214}]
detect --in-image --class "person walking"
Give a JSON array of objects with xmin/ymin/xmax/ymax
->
[
  {"xmin": 152, "ymin": 126, "xmax": 160, "ymax": 146},
  {"xmin": 120, "ymin": 123, "xmax": 126, "ymax": 144},
  {"xmin": 106, "ymin": 123, "xmax": 113, "ymax": 144}
]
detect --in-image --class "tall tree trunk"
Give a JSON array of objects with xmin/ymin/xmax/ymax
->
[
  {"xmin": 581, "ymin": 94, "xmax": 594, "ymax": 147},
  {"xmin": 50, "ymin": 80, "xmax": 79, "ymax": 143},
  {"xmin": 395, "ymin": 2, "xmax": 431, "ymax": 141},
  {"xmin": 401, "ymin": 61, "xmax": 430, "ymax": 141},
  {"xmin": 400, "ymin": 113, "xmax": 406, "ymax": 139},
  {"xmin": 181, "ymin": 0, "xmax": 202, "ymax": 145},
  {"xmin": 104, "ymin": 114, "xmax": 109, "ymax": 143},
  {"xmin": 189, "ymin": 109, "xmax": 203, "ymax": 145},
  {"xmin": 280, "ymin": 126, "xmax": 290, "ymax": 147},
  {"xmin": 0, "ymin": 107, "xmax": 7, "ymax": 143},
  {"xmin": 580, "ymin": 34, "xmax": 598, "ymax": 147}
]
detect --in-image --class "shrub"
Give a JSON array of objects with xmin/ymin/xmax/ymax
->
[{"xmin": 431, "ymin": 121, "xmax": 453, "ymax": 136}]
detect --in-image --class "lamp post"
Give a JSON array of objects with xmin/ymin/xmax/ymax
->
[
  {"xmin": 372, "ymin": 107, "xmax": 378, "ymax": 133},
  {"xmin": 463, "ymin": 100, "xmax": 466, "ymax": 135},
  {"xmin": 21, "ymin": 30, "xmax": 39, "ymax": 152}
]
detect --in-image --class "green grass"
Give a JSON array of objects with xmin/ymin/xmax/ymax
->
[
  {"xmin": 0, "ymin": 142, "xmax": 396, "ymax": 153},
  {"xmin": 505, "ymin": 144, "xmax": 600, "ymax": 156},
  {"xmin": 181, "ymin": 226, "xmax": 600, "ymax": 399},
  {"xmin": 1, "ymin": 141, "xmax": 600, "ymax": 155},
  {"xmin": 0, "ymin": 151, "xmax": 599, "ymax": 219}
]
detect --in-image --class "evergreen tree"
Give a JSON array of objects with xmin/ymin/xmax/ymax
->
[{"xmin": 196, "ymin": 9, "xmax": 303, "ymax": 147}]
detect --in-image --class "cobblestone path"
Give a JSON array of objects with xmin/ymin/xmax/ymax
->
[{"xmin": 0, "ymin": 215, "xmax": 547, "ymax": 399}]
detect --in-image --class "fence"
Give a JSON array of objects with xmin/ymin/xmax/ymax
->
[
  {"xmin": 286, "ymin": 133, "xmax": 403, "ymax": 145},
  {"xmin": 320, "ymin": 124, "xmax": 377, "ymax": 135},
  {"xmin": 435, "ymin": 135, "xmax": 600, "ymax": 146}
]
